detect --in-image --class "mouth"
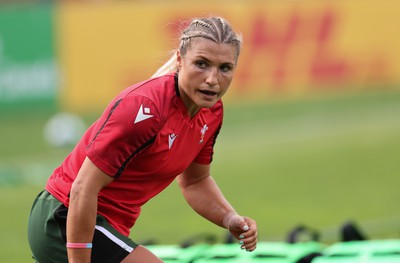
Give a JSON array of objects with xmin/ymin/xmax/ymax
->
[{"xmin": 199, "ymin": 89, "xmax": 218, "ymax": 98}]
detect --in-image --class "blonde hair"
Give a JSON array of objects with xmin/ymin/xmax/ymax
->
[{"xmin": 152, "ymin": 16, "xmax": 242, "ymax": 78}]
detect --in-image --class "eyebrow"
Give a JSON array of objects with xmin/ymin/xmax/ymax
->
[
  {"xmin": 195, "ymin": 55, "xmax": 235, "ymax": 66},
  {"xmin": 195, "ymin": 55, "xmax": 211, "ymax": 62}
]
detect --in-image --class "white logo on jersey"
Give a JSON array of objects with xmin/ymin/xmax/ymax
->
[
  {"xmin": 134, "ymin": 104, "xmax": 154, "ymax": 124},
  {"xmin": 199, "ymin": 124, "xmax": 208, "ymax": 144},
  {"xmin": 168, "ymin": 133, "xmax": 178, "ymax": 149}
]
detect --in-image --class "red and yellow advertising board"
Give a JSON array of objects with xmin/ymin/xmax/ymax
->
[{"xmin": 56, "ymin": 1, "xmax": 400, "ymax": 112}]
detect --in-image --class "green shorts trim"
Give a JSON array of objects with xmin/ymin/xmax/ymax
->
[{"xmin": 28, "ymin": 190, "xmax": 138, "ymax": 263}]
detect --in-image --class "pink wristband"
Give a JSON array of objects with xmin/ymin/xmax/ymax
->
[{"xmin": 66, "ymin": 242, "xmax": 93, "ymax": 249}]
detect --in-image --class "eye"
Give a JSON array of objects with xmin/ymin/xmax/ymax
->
[
  {"xmin": 220, "ymin": 64, "xmax": 233, "ymax": 73},
  {"xmin": 195, "ymin": 60, "xmax": 208, "ymax": 69}
]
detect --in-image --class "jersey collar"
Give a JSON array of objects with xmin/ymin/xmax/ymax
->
[
  {"xmin": 173, "ymin": 72, "xmax": 202, "ymax": 122},
  {"xmin": 174, "ymin": 72, "xmax": 180, "ymax": 97}
]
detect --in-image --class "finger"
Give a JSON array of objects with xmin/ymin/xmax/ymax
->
[
  {"xmin": 240, "ymin": 236, "xmax": 257, "ymax": 252},
  {"xmin": 245, "ymin": 245, "xmax": 257, "ymax": 252},
  {"xmin": 238, "ymin": 229, "xmax": 258, "ymax": 251},
  {"xmin": 244, "ymin": 237, "xmax": 257, "ymax": 248},
  {"xmin": 240, "ymin": 242, "xmax": 257, "ymax": 252},
  {"xmin": 243, "ymin": 217, "xmax": 257, "ymax": 230},
  {"xmin": 227, "ymin": 215, "xmax": 257, "ymax": 243},
  {"xmin": 238, "ymin": 228, "xmax": 257, "ymax": 241},
  {"xmin": 232, "ymin": 216, "xmax": 249, "ymax": 232},
  {"xmin": 228, "ymin": 217, "xmax": 249, "ymax": 239},
  {"xmin": 241, "ymin": 234, "xmax": 257, "ymax": 244},
  {"xmin": 240, "ymin": 234, "xmax": 257, "ymax": 246}
]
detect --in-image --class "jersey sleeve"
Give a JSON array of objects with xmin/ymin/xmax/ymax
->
[
  {"xmin": 85, "ymin": 95, "xmax": 161, "ymax": 177},
  {"xmin": 193, "ymin": 122, "xmax": 222, "ymax": 165}
]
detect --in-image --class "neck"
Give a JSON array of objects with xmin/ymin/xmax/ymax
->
[
  {"xmin": 175, "ymin": 73, "xmax": 200, "ymax": 118},
  {"xmin": 180, "ymin": 92, "xmax": 200, "ymax": 118}
]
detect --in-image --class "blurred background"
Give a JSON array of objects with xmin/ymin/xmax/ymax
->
[{"xmin": 0, "ymin": 0, "xmax": 399, "ymax": 262}]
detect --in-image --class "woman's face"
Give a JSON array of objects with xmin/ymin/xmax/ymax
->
[{"xmin": 177, "ymin": 38, "xmax": 238, "ymax": 117}]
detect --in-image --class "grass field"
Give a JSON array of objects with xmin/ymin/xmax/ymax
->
[{"xmin": 1, "ymin": 90, "xmax": 400, "ymax": 262}]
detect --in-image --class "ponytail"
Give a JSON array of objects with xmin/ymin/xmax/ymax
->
[{"xmin": 152, "ymin": 51, "xmax": 179, "ymax": 78}]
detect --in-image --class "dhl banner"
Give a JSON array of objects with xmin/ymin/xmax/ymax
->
[{"xmin": 56, "ymin": 1, "xmax": 400, "ymax": 113}]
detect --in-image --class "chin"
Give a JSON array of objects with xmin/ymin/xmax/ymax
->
[{"xmin": 199, "ymin": 100, "xmax": 218, "ymax": 109}]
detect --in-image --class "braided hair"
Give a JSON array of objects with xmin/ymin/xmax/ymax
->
[{"xmin": 152, "ymin": 16, "xmax": 242, "ymax": 78}]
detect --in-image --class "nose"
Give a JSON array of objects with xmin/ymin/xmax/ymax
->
[{"xmin": 205, "ymin": 68, "xmax": 218, "ymax": 87}]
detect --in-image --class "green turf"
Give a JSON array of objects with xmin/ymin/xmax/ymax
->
[{"xmin": 1, "ymin": 90, "xmax": 400, "ymax": 262}]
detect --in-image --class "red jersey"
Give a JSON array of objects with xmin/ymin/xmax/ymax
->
[{"xmin": 46, "ymin": 73, "xmax": 223, "ymax": 236}]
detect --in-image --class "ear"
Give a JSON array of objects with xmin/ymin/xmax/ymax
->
[{"xmin": 176, "ymin": 50, "xmax": 182, "ymax": 69}]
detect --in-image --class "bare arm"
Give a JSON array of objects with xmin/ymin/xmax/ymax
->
[
  {"xmin": 67, "ymin": 157, "xmax": 114, "ymax": 263},
  {"xmin": 177, "ymin": 162, "xmax": 258, "ymax": 251}
]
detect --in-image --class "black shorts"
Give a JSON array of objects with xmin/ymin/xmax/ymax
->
[{"xmin": 28, "ymin": 190, "xmax": 138, "ymax": 263}]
